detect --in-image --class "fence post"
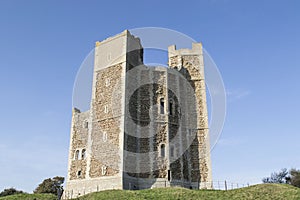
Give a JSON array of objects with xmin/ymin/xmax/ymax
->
[{"xmin": 225, "ymin": 181, "xmax": 227, "ymax": 191}]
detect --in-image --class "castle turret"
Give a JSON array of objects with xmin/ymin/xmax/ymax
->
[{"xmin": 168, "ymin": 43, "xmax": 212, "ymax": 188}]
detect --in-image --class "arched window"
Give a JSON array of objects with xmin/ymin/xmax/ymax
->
[
  {"xmin": 75, "ymin": 150, "xmax": 80, "ymax": 160},
  {"xmin": 160, "ymin": 98, "xmax": 165, "ymax": 114},
  {"xmin": 81, "ymin": 149, "xmax": 86, "ymax": 159},
  {"xmin": 160, "ymin": 144, "xmax": 165, "ymax": 157}
]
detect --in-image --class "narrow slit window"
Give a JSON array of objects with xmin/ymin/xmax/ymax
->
[
  {"xmin": 170, "ymin": 146, "xmax": 174, "ymax": 157},
  {"xmin": 160, "ymin": 98, "xmax": 165, "ymax": 114},
  {"xmin": 169, "ymin": 100, "xmax": 174, "ymax": 116},
  {"xmin": 84, "ymin": 121, "xmax": 88, "ymax": 129},
  {"xmin": 105, "ymin": 78, "xmax": 110, "ymax": 87},
  {"xmin": 101, "ymin": 166, "xmax": 107, "ymax": 175},
  {"xmin": 107, "ymin": 53, "xmax": 112, "ymax": 61},
  {"xmin": 103, "ymin": 132, "xmax": 107, "ymax": 142},
  {"xmin": 81, "ymin": 149, "xmax": 86, "ymax": 159},
  {"xmin": 77, "ymin": 170, "xmax": 82, "ymax": 178},
  {"xmin": 161, "ymin": 144, "xmax": 165, "ymax": 157},
  {"xmin": 75, "ymin": 150, "xmax": 80, "ymax": 160}
]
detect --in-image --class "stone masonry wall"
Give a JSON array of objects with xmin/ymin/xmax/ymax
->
[
  {"xmin": 124, "ymin": 68, "xmax": 169, "ymax": 179},
  {"xmin": 90, "ymin": 63, "xmax": 123, "ymax": 178},
  {"xmin": 69, "ymin": 110, "xmax": 89, "ymax": 180}
]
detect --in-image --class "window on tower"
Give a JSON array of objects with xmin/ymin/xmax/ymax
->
[
  {"xmin": 75, "ymin": 150, "xmax": 80, "ymax": 160},
  {"xmin": 103, "ymin": 131, "xmax": 107, "ymax": 142},
  {"xmin": 81, "ymin": 149, "xmax": 86, "ymax": 159},
  {"xmin": 105, "ymin": 78, "xmax": 110, "ymax": 87},
  {"xmin": 170, "ymin": 145, "xmax": 175, "ymax": 157},
  {"xmin": 169, "ymin": 99, "xmax": 174, "ymax": 116},
  {"xmin": 84, "ymin": 121, "xmax": 88, "ymax": 129},
  {"xmin": 104, "ymin": 105, "xmax": 108, "ymax": 113},
  {"xmin": 101, "ymin": 166, "xmax": 107, "ymax": 175},
  {"xmin": 160, "ymin": 144, "xmax": 166, "ymax": 157},
  {"xmin": 160, "ymin": 98, "xmax": 165, "ymax": 114},
  {"xmin": 77, "ymin": 170, "xmax": 82, "ymax": 178}
]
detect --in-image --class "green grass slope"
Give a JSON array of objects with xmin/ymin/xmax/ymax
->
[
  {"xmin": 0, "ymin": 193, "xmax": 56, "ymax": 200},
  {"xmin": 75, "ymin": 184, "xmax": 300, "ymax": 200},
  {"xmin": 0, "ymin": 184, "xmax": 299, "ymax": 200}
]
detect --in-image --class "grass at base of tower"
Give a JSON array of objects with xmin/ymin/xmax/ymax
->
[
  {"xmin": 72, "ymin": 184, "xmax": 299, "ymax": 200},
  {"xmin": 2, "ymin": 184, "xmax": 299, "ymax": 199},
  {"xmin": 3, "ymin": 183, "xmax": 296, "ymax": 200}
]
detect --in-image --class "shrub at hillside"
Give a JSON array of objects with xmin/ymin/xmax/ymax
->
[
  {"xmin": 0, "ymin": 188, "xmax": 24, "ymax": 197},
  {"xmin": 263, "ymin": 168, "xmax": 300, "ymax": 188},
  {"xmin": 289, "ymin": 169, "xmax": 300, "ymax": 188},
  {"xmin": 262, "ymin": 168, "xmax": 289, "ymax": 184},
  {"xmin": 34, "ymin": 176, "xmax": 64, "ymax": 196}
]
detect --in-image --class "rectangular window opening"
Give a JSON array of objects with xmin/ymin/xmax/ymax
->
[
  {"xmin": 160, "ymin": 99, "xmax": 165, "ymax": 114},
  {"xmin": 168, "ymin": 170, "xmax": 171, "ymax": 181}
]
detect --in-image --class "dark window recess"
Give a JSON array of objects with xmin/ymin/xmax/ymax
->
[
  {"xmin": 160, "ymin": 98, "xmax": 165, "ymax": 114},
  {"xmin": 81, "ymin": 149, "xmax": 86, "ymax": 159},
  {"xmin": 77, "ymin": 170, "xmax": 81, "ymax": 177},
  {"xmin": 169, "ymin": 101, "xmax": 173, "ymax": 115},
  {"xmin": 168, "ymin": 170, "xmax": 171, "ymax": 181},
  {"xmin": 170, "ymin": 146, "xmax": 174, "ymax": 157},
  {"xmin": 161, "ymin": 144, "xmax": 165, "ymax": 157}
]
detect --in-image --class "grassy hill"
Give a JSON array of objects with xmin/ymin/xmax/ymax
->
[
  {"xmin": 73, "ymin": 184, "xmax": 300, "ymax": 200},
  {"xmin": 1, "ymin": 184, "xmax": 299, "ymax": 200},
  {"xmin": 0, "ymin": 193, "xmax": 56, "ymax": 200}
]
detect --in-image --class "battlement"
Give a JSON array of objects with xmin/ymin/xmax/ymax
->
[
  {"xmin": 95, "ymin": 30, "xmax": 141, "ymax": 47},
  {"xmin": 168, "ymin": 43, "xmax": 203, "ymax": 57},
  {"xmin": 94, "ymin": 30, "xmax": 143, "ymax": 72}
]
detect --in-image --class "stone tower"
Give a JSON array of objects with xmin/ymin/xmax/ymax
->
[{"xmin": 64, "ymin": 30, "xmax": 211, "ymax": 199}]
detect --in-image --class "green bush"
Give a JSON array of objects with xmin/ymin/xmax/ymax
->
[{"xmin": 0, "ymin": 188, "xmax": 24, "ymax": 197}]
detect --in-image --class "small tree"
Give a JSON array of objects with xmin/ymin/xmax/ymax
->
[
  {"xmin": 0, "ymin": 188, "xmax": 24, "ymax": 197},
  {"xmin": 289, "ymin": 169, "xmax": 300, "ymax": 188},
  {"xmin": 34, "ymin": 176, "xmax": 64, "ymax": 197},
  {"xmin": 262, "ymin": 168, "xmax": 289, "ymax": 184}
]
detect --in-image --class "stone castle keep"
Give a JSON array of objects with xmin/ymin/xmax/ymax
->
[{"xmin": 64, "ymin": 30, "xmax": 212, "ymax": 198}]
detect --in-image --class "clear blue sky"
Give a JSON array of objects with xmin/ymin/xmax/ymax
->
[{"xmin": 0, "ymin": 0, "xmax": 299, "ymax": 192}]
